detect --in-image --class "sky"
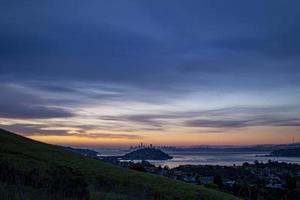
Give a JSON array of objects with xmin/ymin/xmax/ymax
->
[{"xmin": 1, "ymin": 0, "xmax": 300, "ymax": 147}]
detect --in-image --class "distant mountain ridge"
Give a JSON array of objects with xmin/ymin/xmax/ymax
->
[
  {"xmin": 271, "ymin": 147, "xmax": 300, "ymax": 157},
  {"xmin": 159, "ymin": 143, "xmax": 300, "ymax": 152}
]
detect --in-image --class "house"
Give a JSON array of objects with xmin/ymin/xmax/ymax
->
[
  {"xmin": 182, "ymin": 175, "xmax": 197, "ymax": 183},
  {"xmin": 223, "ymin": 180, "xmax": 236, "ymax": 188},
  {"xmin": 266, "ymin": 179, "xmax": 283, "ymax": 189},
  {"xmin": 200, "ymin": 176, "xmax": 214, "ymax": 184}
]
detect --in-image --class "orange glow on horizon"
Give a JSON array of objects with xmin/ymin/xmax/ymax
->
[{"xmin": 27, "ymin": 126, "xmax": 300, "ymax": 147}]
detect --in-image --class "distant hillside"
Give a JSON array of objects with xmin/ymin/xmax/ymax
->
[
  {"xmin": 123, "ymin": 148, "xmax": 173, "ymax": 160},
  {"xmin": 0, "ymin": 128, "xmax": 238, "ymax": 200},
  {"xmin": 271, "ymin": 147, "xmax": 300, "ymax": 157},
  {"xmin": 162, "ymin": 143, "xmax": 300, "ymax": 153},
  {"xmin": 65, "ymin": 146, "xmax": 99, "ymax": 157}
]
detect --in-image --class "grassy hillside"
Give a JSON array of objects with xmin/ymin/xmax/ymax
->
[{"xmin": 0, "ymin": 128, "xmax": 238, "ymax": 200}]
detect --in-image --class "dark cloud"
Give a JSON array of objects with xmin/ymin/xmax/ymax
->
[
  {"xmin": 0, "ymin": 124, "xmax": 68, "ymax": 136},
  {"xmin": 0, "ymin": 105, "xmax": 73, "ymax": 119},
  {"xmin": 100, "ymin": 114, "xmax": 178, "ymax": 128},
  {"xmin": 0, "ymin": 84, "xmax": 74, "ymax": 119},
  {"xmin": 185, "ymin": 119, "xmax": 249, "ymax": 128},
  {"xmin": 184, "ymin": 118, "xmax": 300, "ymax": 129},
  {"xmin": 212, "ymin": 27, "xmax": 300, "ymax": 59},
  {"xmin": 67, "ymin": 133, "xmax": 141, "ymax": 140},
  {"xmin": 0, "ymin": 0, "xmax": 299, "ymax": 90},
  {"xmin": 1, "ymin": 124, "xmax": 141, "ymax": 140},
  {"xmin": 34, "ymin": 84, "xmax": 79, "ymax": 93},
  {"xmin": 99, "ymin": 106, "xmax": 300, "ymax": 129}
]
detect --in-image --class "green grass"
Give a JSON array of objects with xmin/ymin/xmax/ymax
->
[
  {"xmin": 0, "ymin": 128, "xmax": 239, "ymax": 200},
  {"xmin": 0, "ymin": 182, "xmax": 76, "ymax": 200}
]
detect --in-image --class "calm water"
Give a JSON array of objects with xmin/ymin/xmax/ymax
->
[
  {"xmin": 97, "ymin": 148, "xmax": 300, "ymax": 168},
  {"xmin": 151, "ymin": 150, "xmax": 300, "ymax": 168}
]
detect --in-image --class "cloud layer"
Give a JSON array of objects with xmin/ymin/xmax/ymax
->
[
  {"xmin": 0, "ymin": 84, "xmax": 74, "ymax": 119},
  {"xmin": 1, "ymin": 1, "xmax": 300, "ymax": 145}
]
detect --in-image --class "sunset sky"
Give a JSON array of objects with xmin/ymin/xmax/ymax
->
[{"xmin": 1, "ymin": 1, "xmax": 300, "ymax": 147}]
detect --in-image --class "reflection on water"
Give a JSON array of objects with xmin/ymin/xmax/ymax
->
[{"xmin": 97, "ymin": 148, "xmax": 300, "ymax": 168}]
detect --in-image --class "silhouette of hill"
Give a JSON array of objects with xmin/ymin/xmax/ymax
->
[
  {"xmin": 65, "ymin": 146, "xmax": 99, "ymax": 157},
  {"xmin": 123, "ymin": 148, "xmax": 173, "ymax": 160},
  {"xmin": 0, "ymin": 128, "xmax": 237, "ymax": 200},
  {"xmin": 271, "ymin": 147, "xmax": 300, "ymax": 157}
]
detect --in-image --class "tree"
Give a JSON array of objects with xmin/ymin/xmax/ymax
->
[
  {"xmin": 286, "ymin": 175, "xmax": 297, "ymax": 189},
  {"xmin": 213, "ymin": 174, "xmax": 223, "ymax": 189}
]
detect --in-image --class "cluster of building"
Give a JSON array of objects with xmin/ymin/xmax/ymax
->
[
  {"xmin": 101, "ymin": 158, "xmax": 300, "ymax": 199},
  {"xmin": 129, "ymin": 143, "xmax": 173, "ymax": 150}
]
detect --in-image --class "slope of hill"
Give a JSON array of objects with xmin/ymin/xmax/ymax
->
[
  {"xmin": 0, "ymin": 128, "xmax": 238, "ymax": 200},
  {"xmin": 271, "ymin": 147, "xmax": 300, "ymax": 157},
  {"xmin": 65, "ymin": 146, "xmax": 100, "ymax": 157}
]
